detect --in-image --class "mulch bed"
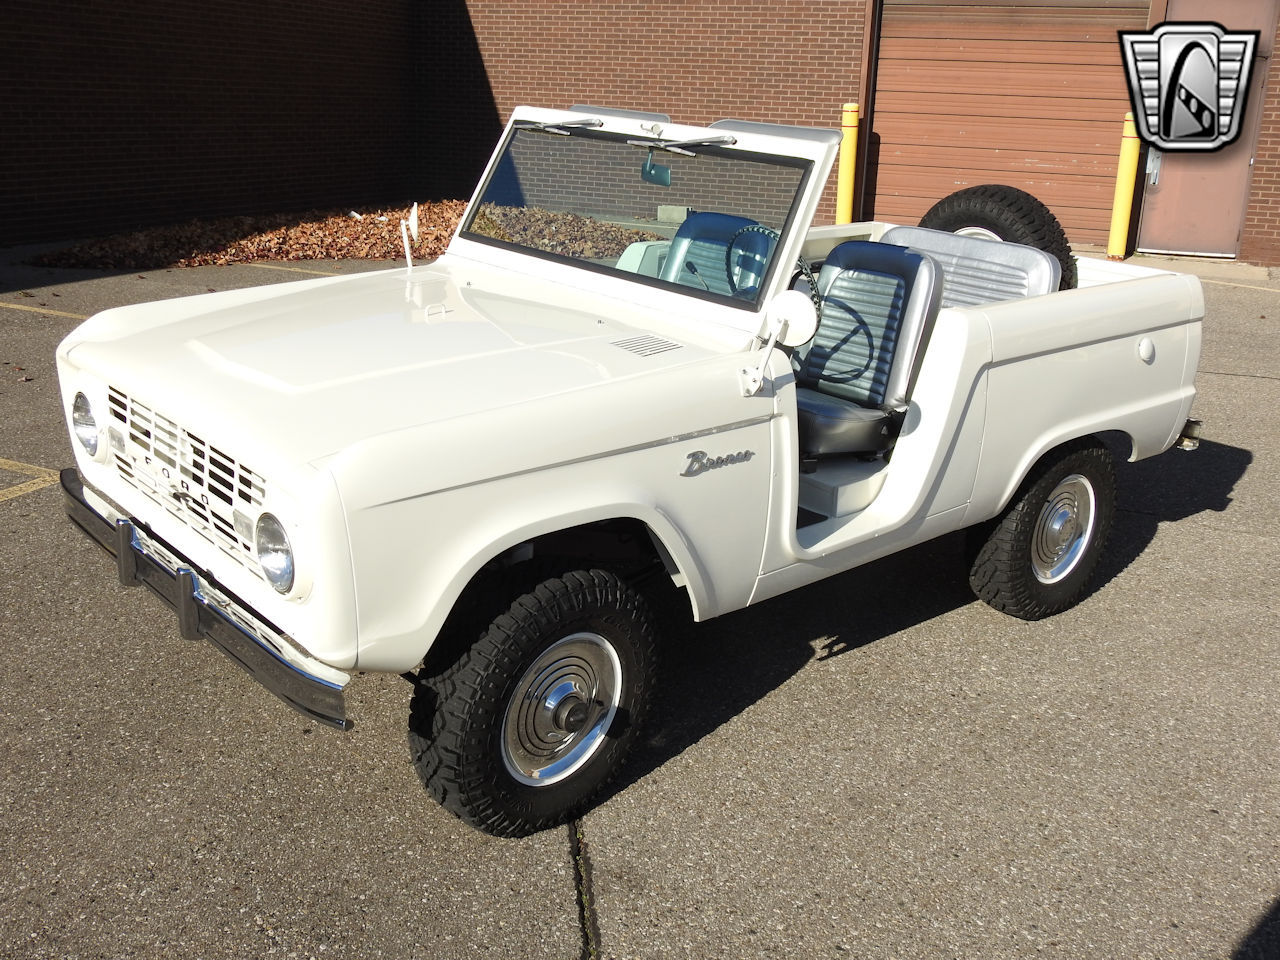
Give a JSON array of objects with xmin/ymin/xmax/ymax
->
[
  {"xmin": 27, "ymin": 201, "xmax": 665, "ymax": 271},
  {"xmin": 27, "ymin": 201, "xmax": 469, "ymax": 270}
]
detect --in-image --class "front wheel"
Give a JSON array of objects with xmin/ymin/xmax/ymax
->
[
  {"xmin": 968, "ymin": 439, "xmax": 1115, "ymax": 620},
  {"xmin": 408, "ymin": 569, "xmax": 657, "ymax": 837}
]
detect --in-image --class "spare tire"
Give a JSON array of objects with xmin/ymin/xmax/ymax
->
[{"xmin": 918, "ymin": 184, "xmax": 1077, "ymax": 290}]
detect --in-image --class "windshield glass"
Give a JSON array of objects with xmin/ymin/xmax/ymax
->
[{"xmin": 461, "ymin": 126, "xmax": 810, "ymax": 307}]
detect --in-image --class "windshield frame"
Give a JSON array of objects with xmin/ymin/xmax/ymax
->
[{"xmin": 456, "ymin": 123, "xmax": 816, "ymax": 312}]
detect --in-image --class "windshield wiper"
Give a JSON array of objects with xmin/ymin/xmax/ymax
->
[
  {"xmin": 513, "ymin": 117, "xmax": 604, "ymax": 136},
  {"xmin": 625, "ymin": 134, "xmax": 737, "ymax": 156}
]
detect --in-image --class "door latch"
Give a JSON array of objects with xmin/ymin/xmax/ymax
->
[{"xmin": 1146, "ymin": 147, "xmax": 1162, "ymax": 187}]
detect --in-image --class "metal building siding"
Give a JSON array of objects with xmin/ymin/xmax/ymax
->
[{"xmin": 869, "ymin": 0, "xmax": 1151, "ymax": 244}]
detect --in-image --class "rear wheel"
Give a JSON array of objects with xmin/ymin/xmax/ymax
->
[
  {"xmin": 968, "ymin": 439, "xmax": 1115, "ymax": 620},
  {"xmin": 919, "ymin": 184, "xmax": 1077, "ymax": 290},
  {"xmin": 408, "ymin": 569, "xmax": 657, "ymax": 837}
]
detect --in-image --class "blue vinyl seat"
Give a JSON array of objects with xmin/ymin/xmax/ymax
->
[
  {"xmin": 795, "ymin": 241, "xmax": 942, "ymax": 457},
  {"xmin": 660, "ymin": 212, "xmax": 776, "ymax": 296}
]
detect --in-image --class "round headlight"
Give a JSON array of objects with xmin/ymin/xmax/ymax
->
[
  {"xmin": 72, "ymin": 392, "xmax": 98, "ymax": 456},
  {"xmin": 255, "ymin": 513, "xmax": 295, "ymax": 594}
]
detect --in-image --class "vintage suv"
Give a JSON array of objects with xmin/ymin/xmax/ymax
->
[{"xmin": 57, "ymin": 105, "xmax": 1204, "ymax": 836}]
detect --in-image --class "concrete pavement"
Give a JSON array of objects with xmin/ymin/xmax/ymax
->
[{"xmin": 1, "ymin": 246, "xmax": 1276, "ymax": 959}]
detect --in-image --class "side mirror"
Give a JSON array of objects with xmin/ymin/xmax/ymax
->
[
  {"xmin": 742, "ymin": 290, "xmax": 819, "ymax": 396},
  {"xmin": 641, "ymin": 150, "xmax": 671, "ymax": 187},
  {"xmin": 765, "ymin": 289, "xmax": 819, "ymax": 347}
]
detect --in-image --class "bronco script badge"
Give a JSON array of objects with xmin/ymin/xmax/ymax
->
[
  {"xmin": 681, "ymin": 449, "xmax": 755, "ymax": 477},
  {"xmin": 1119, "ymin": 22, "xmax": 1258, "ymax": 152}
]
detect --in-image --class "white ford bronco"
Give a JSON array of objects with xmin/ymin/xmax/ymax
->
[{"xmin": 57, "ymin": 105, "xmax": 1204, "ymax": 836}]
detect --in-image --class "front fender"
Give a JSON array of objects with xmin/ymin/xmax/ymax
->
[
  {"xmin": 358, "ymin": 499, "xmax": 708, "ymax": 673},
  {"xmin": 327, "ymin": 364, "xmax": 777, "ymax": 673},
  {"xmin": 342, "ymin": 445, "xmax": 773, "ymax": 672}
]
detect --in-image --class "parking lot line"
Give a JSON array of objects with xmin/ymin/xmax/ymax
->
[
  {"xmin": 1201, "ymin": 277, "xmax": 1280, "ymax": 294},
  {"xmin": 0, "ymin": 457, "xmax": 61, "ymax": 503},
  {"xmin": 246, "ymin": 262, "xmax": 341, "ymax": 277},
  {"xmin": 0, "ymin": 300, "xmax": 88, "ymax": 320}
]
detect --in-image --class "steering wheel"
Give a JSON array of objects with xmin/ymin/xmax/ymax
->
[{"xmin": 725, "ymin": 224, "xmax": 781, "ymax": 294}]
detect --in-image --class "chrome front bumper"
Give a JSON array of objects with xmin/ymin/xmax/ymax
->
[{"xmin": 61, "ymin": 468, "xmax": 352, "ymax": 730}]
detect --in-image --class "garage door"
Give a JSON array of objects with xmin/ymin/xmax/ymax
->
[{"xmin": 867, "ymin": 0, "xmax": 1151, "ymax": 245}]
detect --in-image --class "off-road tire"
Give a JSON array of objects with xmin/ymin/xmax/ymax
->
[
  {"xmin": 968, "ymin": 439, "xmax": 1115, "ymax": 620},
  {"xmin": 919, "ymin": 184, "xmax": 1078, "ymax": 290},
  {"xmin": 408, "ymin": 569, "xmax": 657, "ymax": 837}
]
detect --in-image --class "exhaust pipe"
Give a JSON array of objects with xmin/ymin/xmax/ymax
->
[{"xmin": 1177, "ymin": 418, "xmax": 1203, "ymax": 451}]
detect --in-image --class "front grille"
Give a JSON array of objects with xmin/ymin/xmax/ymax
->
[{"xmin": 107, "ymin": 387, "xmax": 267, "ymax": 578}]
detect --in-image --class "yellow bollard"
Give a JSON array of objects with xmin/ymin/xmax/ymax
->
[
  {"xmin": 836, "ymin": 102, "xmax": 859, "ymax": 225},
  {"xmin": 1107, "ymin": 112, "xmax": 1142, "ymax": 260}
]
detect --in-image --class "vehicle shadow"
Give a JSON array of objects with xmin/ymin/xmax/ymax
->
[
  {"xmin": 610, "ymin": 436, "xmax": 1253, "ymax": 797},
  {"xmin": 615, "ymin": 530, "xmax": 975, "ymax": 790},
  {"xmin": 1099, "ymin": 436, "xmax": 1253, "ymax": 585},
  {"xmin": 1234, "ymin": 893, "xmax": 1280, "ymax": 960}
]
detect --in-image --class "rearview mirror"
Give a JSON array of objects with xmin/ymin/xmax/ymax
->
[{"xmin": 641, "ymin": 150, "xmax": 671, "ymax": 187}]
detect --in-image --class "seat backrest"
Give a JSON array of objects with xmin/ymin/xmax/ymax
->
[
  {"xmin": 660, "ymin": 211, "xmax": 773, "ymax": 295},
  {"xmin": 796, "ymin": 240, "xmax": 942, "ymax": 409},
  {"xmin": 879, "ymin": 225, "xmax": 1060, "ymax": 307}
]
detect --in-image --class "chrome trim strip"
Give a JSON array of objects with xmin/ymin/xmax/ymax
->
[{"xmin": 397, "ymin": 413, "xmax": 777, "ymax": 503}]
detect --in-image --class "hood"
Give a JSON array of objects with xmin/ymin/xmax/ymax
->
[{"xmin": 63, "ymin": 260, "xmax": 711, "ymax": 468}]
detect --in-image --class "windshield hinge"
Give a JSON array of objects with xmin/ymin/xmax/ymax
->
[{"xmin": 742, "ymin": 328, "xmax": 784, "ymax": 397}]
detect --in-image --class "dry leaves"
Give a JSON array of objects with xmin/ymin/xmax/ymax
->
[
  {"xmin": 472, "ymin": 204, "xmax": 662, "ymax": 259},
  {"xmin": 30, "ymin": 201, "xmax": 665, "ymax": 271},
  {"xmin": 30, "ymin": 201, "xmax": 469, "ymax": 270}
]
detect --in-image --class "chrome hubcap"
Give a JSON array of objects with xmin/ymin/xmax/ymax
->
[
  {"xmin": 502, "ymin": 632, "xmax": 622, "ymax": 786},
  {"xmin": 1032, "ymin": 474, "xmax": 1096, "ymax": 584},
  {"xmin": 955, "ymin": 225, "xmax": 1003, "ymax": 242}
]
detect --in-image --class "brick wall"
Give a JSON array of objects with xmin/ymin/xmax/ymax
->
[
  {"xmin": 463, "ymin": 0, "xmax": 870, "ymax": 226},
  {"xmin": 0, "ymin": 0, "xmax": 501, "ymax": 246},
  {"xmin": 1240, "ymin": 16, "xmax": 1280, "ymax": 266},
  {"xmin": 31, "ymin": 2, "xmax": 1280, "ymax": 265}
]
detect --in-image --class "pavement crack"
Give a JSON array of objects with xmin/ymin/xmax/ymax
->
[
  {"xmin": 568, "ymin": 819, "xmax": 603, "ymax": 960},
  {"xmin": 1200, "ymin": 368, "xmax": 1280, "ymax": 382}
]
